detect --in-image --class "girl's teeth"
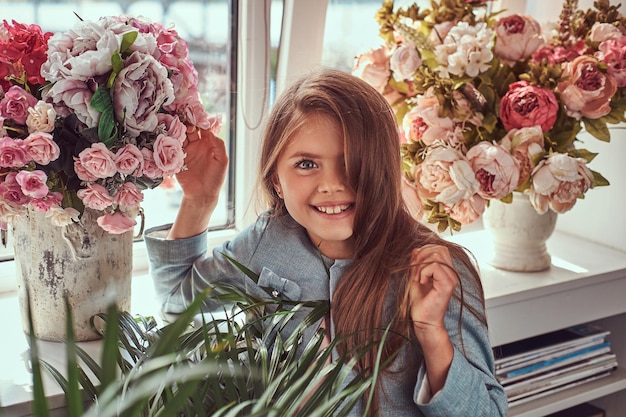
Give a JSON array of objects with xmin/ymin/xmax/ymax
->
[{"xmin": 317, "ymin": 205, "xmax": 349, "ymax": 214}]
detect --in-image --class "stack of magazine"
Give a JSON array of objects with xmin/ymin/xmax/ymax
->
[{"xmin": 494, "ymin": 324, "xmax": 618, "ymax": 406}]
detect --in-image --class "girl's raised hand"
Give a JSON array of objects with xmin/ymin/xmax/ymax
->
[
  {"xmin": 408, "ymin": 244, "xmax": 458, "ymax": 333},
  {"xmin": 408, "ymin": 244, "xmax": 459, "ymax": 393},
  {"xmin": 167, "ymin": 126, "xmax": 228, "ymax": 239},
  {"xmin": 177, "ymin": 125, "xmax": 228, "ymax": 203}
]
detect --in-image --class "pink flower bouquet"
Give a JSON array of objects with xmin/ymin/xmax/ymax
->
[
  {"xmin": 353, "ymin": 0, "xmax": 626, "ymax": 232},
  {"xmin": 0, "ymin": 16, "xmax": 221, "ymax": 233}
]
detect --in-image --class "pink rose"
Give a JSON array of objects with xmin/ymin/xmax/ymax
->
[
  {"xmin": 499, "ymin": 81, "xmax": 558, "ymax": 132},
  {"xmin": 352, "ymin": 45, "xmax": 391, "ymax": 94},
  {"xmin": 115, "ymin": 182, "xmax": 144, "ymax": 210},
  {"xmin": 0, "ymin": 172, "xmax": 29, "ymax": 204},
  {"xmin": 494, "ymin": 15, "xmax": 544, "ymax": 63},
  {"xmin": 23, "ymin": 132, "xmax": 60, "ymax": 165},
  {"xmin": 73, "ymin": 158, "xmax": 99, "ymax": 182},
  {"xmin": 390, "ymin": 42, "xmax": 421, "ymax": 82},
  {"xmin": 29, "ymin": 192, "xmax": 63, "ymax": 212},
  {"xmin": 77, "ymin": 143, "xmax": 117, "ymax": 179},
  {"xmin": 114, "ymin": 144, "xmax": 144, "ymax": 175},
  {"xmin": 0, "ymin": 85, "xmax": 37, "ymax": 125},
  {"xmin": 466, "ymin": 141, "xmax": 520, "ymax": 199},
  {"xmin": 0, "ymin": 137, "xmax": 31, "ymax": 168},
  {"xmin": 15, "ymin": 170, "xmax": 49, "ymax": 199},
  {"xmin": 414, "ymin": 147, "xmax": 480, "ymax": 206},
  {"xmin": 596, "ymin": 37, "xmax": 626, "ymax": 88},
  {"xmin": 153, "ymin": 134, "xmax": 186, "ymax": 176},
  {"xmin": 499, "ymin": 126, "xmax": 545, "ymax": 187},
  {"xmin": 77, "ymin": 183, "xmax": 114, "ymax": 211},
  {"xmin": 138, "ymin": 148, "xmax": 163, "ymax": 179},
  {"xmin": 157, "ymin": 113, "xmax": 187, "ymax": 143},
  {"xmin": 557, "ymin": 55, "xmax": 618, "ymax": 119},
  {"xmin": 97, "ymin": 211, "xmax": 137, "ymax": 234},
  {"xmin": 112, "ymin": 51, "xmax": 175, "ymax": 137},
  {"xmin": 528, "ymin": 153, "xmax": 594, "ymax": 214}
]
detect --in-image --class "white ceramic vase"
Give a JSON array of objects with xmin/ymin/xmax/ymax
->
[
  {"xmin": 482, "ymin": 193, "xmax": 557, "ymax": 272},
  {"xmin": 13, "ymin": 208, "xmax": 133, "ymax": 341}
]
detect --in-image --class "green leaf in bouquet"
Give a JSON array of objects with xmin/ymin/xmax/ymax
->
[
  {"xmin": 90, "ymin": 87, "xmax": 118, "ymax": 146},
  {"xmin": 120, "ymin": 31, "xmax": 138, "ymax": 55},
  {"xmin": 591, "ymin": 169, "xmax": 610, "ymax": 187},
  {"xmin": 583, "ymin": 117, "xmax": 611, "ymax": 142}
]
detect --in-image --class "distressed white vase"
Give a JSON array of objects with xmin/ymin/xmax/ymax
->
[
  {"xmin": 13, "ymin": 208, "xmax": 133, "ymax": 341},
  {"xmin": 482, "ymin": 193, "xmax": 557, "ymax": 272}
]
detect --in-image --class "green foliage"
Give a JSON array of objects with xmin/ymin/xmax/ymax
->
[{"xmin": 26, "ymin": 282, "xmax": 385, "ymax": 416}]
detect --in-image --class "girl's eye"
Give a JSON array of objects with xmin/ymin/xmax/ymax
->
[{"xmin": 296, "ymin": 160, "xmax": 317, "ymax": 170}]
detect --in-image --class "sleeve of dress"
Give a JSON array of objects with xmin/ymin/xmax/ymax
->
[
  {"xmin": 144, "ymin": 216, "xmax": 270, "ymax": 314},
  {"xmin": 412, "ymin": 262, "xmax": 509, "ymax": 417}
]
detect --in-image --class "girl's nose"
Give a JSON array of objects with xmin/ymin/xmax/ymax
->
[{"xmin": 317, "ymin": 167, "xmax": 347, "ymax": 193}]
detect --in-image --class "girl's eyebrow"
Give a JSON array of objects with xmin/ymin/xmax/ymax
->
[{"xmin": 285, "ymin": 151, "xmax": 321, "ymax": 159}]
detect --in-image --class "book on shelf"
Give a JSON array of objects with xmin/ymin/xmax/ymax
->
[
  {"xmin": 504, "ymin": 353, "xmax": 618, "ymax": 399},
  {"xmin": 507, "ymin": 371, "xmax": 613, "ymax": 407},
  {"xmin": 494, "ymin": 324, "xmax": 610, "ymax": 371},
  {"xmin": 497, "ymin": 342, "xmax": 612, "ymax": 384}
]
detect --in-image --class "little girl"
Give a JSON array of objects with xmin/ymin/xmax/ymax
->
[{"xmin": 145, "ymin": 68, "xmax": 508, "ymax": 416}]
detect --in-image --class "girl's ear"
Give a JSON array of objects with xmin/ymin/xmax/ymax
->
[{"xmin": 272, "ymin": 175, "xmax": 283, "ymax": 198}]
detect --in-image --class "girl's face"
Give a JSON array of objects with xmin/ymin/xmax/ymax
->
[{"xmin": 273, "ymin": 113, "xmax": 356, "ymax": 260}]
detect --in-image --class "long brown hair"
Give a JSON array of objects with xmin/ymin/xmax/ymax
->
[{"xmin": 257, "ymin": 68, "xmax": 485, "ymax": 412}]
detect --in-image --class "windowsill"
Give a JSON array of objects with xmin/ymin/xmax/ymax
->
[{"xmin": 0, "ymin": 272, "xmax": 161, "ymax": 417}]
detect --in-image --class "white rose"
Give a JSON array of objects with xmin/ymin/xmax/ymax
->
[{"xmin": 26, "ymin": 101, "xmax": 57, "ymax": 133}]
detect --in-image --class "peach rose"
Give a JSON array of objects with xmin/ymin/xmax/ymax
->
[
  {"xmin": 528, "ymin": 153, "xmax": 594, "ymax": 214},
  {"xmin": 26, "ymin": 101, "xmax": 56, "ymax": 133},
  {"xmin": 401, "ymin": 177, "xmax": 424, "ymax": 221},
  {"xmin": 414, "ymin": 146, "xmax": 480, "ymax": 206},
  {"xmin": 448, "ymin": 194, "xmax": 485, "ymax": 225},
  {"xmin": 557, "ymin": 55, "xmax": 618, "ymax": 119},
  {"xmin": 466, "ymin": 141, "xmax": 520, "ymax": 199},
  {"xmin": 494, "ymin": 15, "xmax": 544, "ymax": 63},
  {"xmin": 390, "ymin": 42, "xmax": 421, "ymax": 82},
  {"xmin": 45, "ymin": 206, "xmax": 80, "ymax": 227},
  {"xmin": 352, "ymin": 45, "xmax": 391, "ymax": 94},
  {"xmin": 402, "ymin": 95, "xmax": 457, "ymax": 145},
  {"xmin": 499, "ymin": 126, "xmax": 545, "ymax": 187}
]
